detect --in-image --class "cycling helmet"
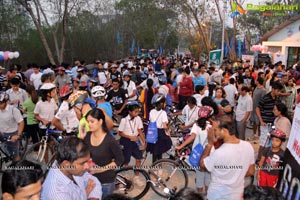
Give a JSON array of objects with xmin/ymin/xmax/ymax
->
[
  {"xmin": 270, "ymin": 129, "xmax": 286, "ymax": 141},
  {"xmin": 158, "ymin": 75, "xmax": 167, "ymax": 84},
  {"xmin": 151, "ymin": 93, "xmax": 166, "ymax": 105},
  {"xmin": 84, "ymin": 97, "xmax": 96, "ymax": 109},
  {"xmin": 59, "ymin": 85, "xmax": 72, "ymax": 98},
  {"xmin": 198, "ymin": 106, "xmax": 214, "ymax": 119},
  {"xmin": 154, "ymin": 71, "xmax": 163, "ymax": 76},
  {"xmin": 91, "ymin": 86, "xmax": 106, "ymax": 98},
  {"xmin": 126, "ymin": 100, "xmax": 141, "ymax": 110},
  {"xmin": 89, "ymin": 78, "xmax": 98, "ymax": 84},
  {"xmin": 40, "ymin": 83, "xmax": 56, "ymax": 90},
  {"xmin": 68, "ymin": 90, "xmax": 89, "ymax": 108},
  {"xmin": 0, "ymin": 92, "xmax": 9, "ymax": 102}
]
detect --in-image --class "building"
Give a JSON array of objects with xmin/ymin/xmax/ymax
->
[{"xmin": 259, "ymin": 15, "xmax": 300, "ymax": 67}]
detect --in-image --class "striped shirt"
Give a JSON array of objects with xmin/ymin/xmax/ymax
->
[{"xmin": 257, "ymin": 92, "xmax": 279, "ymax": 123}]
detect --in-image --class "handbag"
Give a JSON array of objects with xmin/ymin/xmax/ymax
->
[
  {"xmin": 189, "ymin": 134, "xmax": 207, "ymax": 168},
  {"xmin": 146, "ymin": 111, "xmax": 162, "ymax": 144}
]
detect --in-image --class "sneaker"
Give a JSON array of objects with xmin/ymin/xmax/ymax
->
[{"xmin": 134, "ymin": 176, "xmax": 144, "ymax": 187}]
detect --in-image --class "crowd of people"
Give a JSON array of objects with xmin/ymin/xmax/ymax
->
[{"xmin": 1, "ymin": 55, "xmax": 299, "ymax": 199}]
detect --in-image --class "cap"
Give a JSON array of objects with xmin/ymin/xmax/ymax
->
[
  {"xmin": 58, "ymin": 66, "xmax": 65, "ymax": 71},
  {"xmin": 0, "ymin": 66, "xmax": 5, "ymax": 70},
  {"xmin": 77, "ymin": 68, "xmax": 85, "ymax": 72},
  {"xmin": 40, "ymin": 83, "xmax": 56, "ymax": 90}
]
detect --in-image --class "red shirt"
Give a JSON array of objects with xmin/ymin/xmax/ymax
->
[{"xmin": 179, "ymin": 76, "xmax": 193, "ymax": 96}]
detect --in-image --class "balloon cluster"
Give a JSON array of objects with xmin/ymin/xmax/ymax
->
[
  {"xmin": 250, "ymin": 45, "xmax": 268, "ymax": 52},
  {"xmin": 0, "ymin": 51, "xmax": 20, "ymax": 61}
]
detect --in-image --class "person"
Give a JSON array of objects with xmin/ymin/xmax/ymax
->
[
  {"xmin": 30, "ymin": 64, "xmax": 42, "ymax": 90},
  {"xmin": 285, "ymin": 77, "xmax": 296, "ymax": 119},
  {"xmin": 84, "ymin": 108, "xmax": 124, "ymax": 198},
  {"xmin": 139, "ymin": 79, "xmax": 157, "ymax": 120},
  {"xmin": 122, "ymin": 71, "xmax": 137, "ymax": 101},
  {"xmin": 54, "ymin": 66, "xmax": 71, "ymax": 90},
  {"xmin": 2, "ymin": 160, "xmax": 43, "ymax": 200},
  {"xmin": 77, "ymin": 68, "xmax": 89, "ymax": 85},
  {"xmin": 91, "ymin": 85, "xmax": 113, "ymax": 118},
  {"xmin": 175, "ymin": 106, "xmax": 214, "ymax": 194},
  {"xmin": 257, "ymin": 130, "xmax": 285, "ymax": 187},
  {"xmin": 243, "ymin": 185, "xmax": 284, "ymax": 200},
  {"xmin": 170, "ymin": 96, "xmax": 199, "ymax": 131},
  {"xmin": 169, "ymin": 187, "xmax": 204, "ymax": 200},
  {"xmin": 241, "ymin": 67, "xmax": 255, "ymax": 89},
  {"xmin": 106, "ymin": 78, "xmax": 128, "ymax": 118},
  {"xmin": 213, "ymin": 87, "xmax": 232, "ymax": 120},
  {"xmin": 0, "ymin": 92, "xmax": 24, "ymax": 160},
  {"xmin": 147, "ymin": 94, "xmax": 172, "ymax": 163},
  {"xmin": 235, "ymin": 85, "xmax": 253, "ymax": 140},
  {"xmin": 6, "ymin": 77, "xmax": 28, "ymax": 109},
  {"xmin": 23, "ymin": 85, "xmax": 40, "ymax": 145},
  {"xmin": 223, "ymin": 78, "xmax": 238, "ymax": 108},
  {"xmin": 200, "ymin": 120, "xmax": 255, "ymax": 200},
  {"xmin": 178, "ymin": 67, "xmax": 193, "ymax": 110},
  {"xmin": 192, "ymin": 68, "xmax": 206, "ymax": 89},
  {"xmin": 118, "ymin": 101, "xmax": 146, "ymax": 184},
  {"xmin": 52, "ymin": 85, "xmax": 79, "ymax": 134},
  {"xmin": 273, "ymin": 103, "xmax": 291, "ymax": 151},
  {"xmin": 34, "ymin": 83, "xmax": 58, "ymax": 139},
  {"xmin": 42, "ymin": 137, "xmax": 103, "ymax": 200},
  {"xmin": 193, "ymin": 85, "xmax": 206, "ymax": 106},
  {"xmin": 256, "ymin": 81, "xmax": 283, "ymax": 161},
  {"xmin": 250, "ymin": 77, "xmax": 266, "ymax": 140}
]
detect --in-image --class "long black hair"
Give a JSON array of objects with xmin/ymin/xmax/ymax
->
[
  {"xmin": 86, "ymin": 108, "xmax": 109, "ymax": 133},
  {"xmin": 146, "ymin": 79, "xmax": 154, "ymax": 110}
]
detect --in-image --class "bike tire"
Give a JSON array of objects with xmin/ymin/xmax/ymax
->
[
  {"xmin": 114, "ymin": 166, "xmax": 150, "ymax": 199},
  {"xmin": 22, "ymin": 142, "xmax": 55, "ymax": 171},
  {"xmin": 19, "ymin": 135, "xmax": 28, "ymax": 158},
  {"xmin": 149, "ymin": 159, "xmax": 188, "ymax": 198}
]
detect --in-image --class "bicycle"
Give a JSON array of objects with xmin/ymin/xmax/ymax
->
[
  {"xmin": 23, "ymin": 126, "xmax": 76, "ymax": 170},
  {"xmin": 114, "ymin": 135, "xmax": 193, "ymax": 199},
  {"xmin": 0, "ymin": 133, "xmax": 28, "ymax": 170}
]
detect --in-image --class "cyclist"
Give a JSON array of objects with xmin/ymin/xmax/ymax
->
[
  {"xmin": 0, "ymin": 92, "xmax": 24, "ymax": 160},
  {"xmin": 147, "ymin": 93, "xmax": 172, "ymax": 163},
  {"xmin": 175, "ymin": 106, "xmax": 214, "ymax": 194},
  {"xmin": 52, "ymin": 85, "xmax": 79, "ymax": 134},
  {"xmin": 34, "ymin": 83, "xmax": 58, "ymax": 138},
  {"xmin": 106, "ymin": 78, "xmax": 128, "ymax": 119},
  {"xmin": 170, "ymin": 96, "xmax": 199, "ymax": 131},
  {"xmin": 118, "ymin": 101, "xmax": 146, "ymax": 169},
  {"xmin": 122, "ymin": 71, "xmax": 137, "ymax": 101},
  {"xmin": 91, "ymin": 86, "xmax": 113, "ymax": 118}
]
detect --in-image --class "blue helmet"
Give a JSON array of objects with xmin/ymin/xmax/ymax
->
[
  {"xmin": 126, "ymin": 100, "xmax": 141, "ymax": 110},
  {"xmin": 158, "ymin": 75, "xmax": 167, "ymax": 84},
  {"xmin": 151, "ymin": 93, "xmax": 165, "ymax": 105}
]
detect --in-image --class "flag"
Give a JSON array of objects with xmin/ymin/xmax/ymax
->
[
  {"xmin": 224, "ymin": 43, "xmax": 228, "ymax": 57},
  {"xmin": 237, "ymin": 39, "xmax": 242, "ymax": 58},
  {"xmin": 116, "ymin": 31, "xmax": 121, "ymax": 45},
  {"xmin": 137, "ymin": 43, "xmax": 140, "ymax": 55},
  {"xmin": 130, "ymin": 39, "xmax": 135, "ymax": 54},
  {"xmin": 159, "ymin": 46, "xmax": 163, "ymax": 55}
]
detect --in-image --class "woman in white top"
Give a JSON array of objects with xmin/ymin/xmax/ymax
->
[
  {"xmin": 147, "ymin": 93, "xmax": 172, "ymax": 163},
  {"xmin": 175, "ymin": 106, "xmax": 215, "ymax": 194},
  {"xmin": 34, "ymin": 83, "xmax": 58, "ymax": 138}
]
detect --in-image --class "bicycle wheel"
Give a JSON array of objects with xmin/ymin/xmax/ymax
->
[
  {"xmin": 114, "ymin": 166, "xmax": 150, "ymax": 199},
  {"xmin": 149, "ymin": 159, "xmax": 188, "ymax": 198},
  {"xmin": 22, "ymin": 142, "xmax": 55, "ymax": 171}
]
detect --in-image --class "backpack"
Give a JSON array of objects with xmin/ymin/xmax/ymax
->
[
  {"xmin": 146, "ymin": 111, "xmax": 162, "ymax": 144},
  {"xmin": 189, "ymin": 134, "xmax": 207, "ymax": 168}
]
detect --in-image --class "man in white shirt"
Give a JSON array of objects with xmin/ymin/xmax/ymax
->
[
  {"xmin": 224, "ymin": 78, "xmax": 238, "ymax": 108},
  {"xmin": 235, "ymin": 85, "xmax": 253, "ymax": 140},
  {"xmin": 170, "ymin": 96, "xmax": 199, "ymax": 130},
  {"xmin": 30, "ymin": 64, "xmax": 42, "ymax": 90},
  {"xmin": 200, "ymin": 120, "xmax": 255, "ymax": 200}
]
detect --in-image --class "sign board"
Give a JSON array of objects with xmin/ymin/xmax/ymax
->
[
  {"xmin": 277, "ymin": 104, "xmax": 300, "ymax": 200},
  {"xmin": 209, "ymin": 49, "xmax": 221, "ymax": 67},
  {"xmin": 241, "ymin": 55, "xmax": 255, "ymax": 66}
]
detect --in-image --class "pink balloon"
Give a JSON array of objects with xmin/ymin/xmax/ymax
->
[{"xmin": 3, "ymin": 51, "xmax": 9, "ymax": 61}]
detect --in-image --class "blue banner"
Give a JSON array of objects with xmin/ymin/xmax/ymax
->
[
  {"xmin": 238, "ymin": 39, "xmax": 242, "ymax": 58},
  {"xmin": 117, "ymin": 31, "xmax": 121, "ymax": 45},
  {"xmin": 130, "ymin": 39, "xmax": 135, "ymax": 54}
]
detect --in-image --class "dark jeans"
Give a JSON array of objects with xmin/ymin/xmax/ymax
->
[{"xmin": 26, "ymin": 124, "xmax": 39, "ymax": 144}]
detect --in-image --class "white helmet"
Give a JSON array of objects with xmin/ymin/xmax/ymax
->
[{"xmin": 91, "ymin": 86, "xmax": 106, "ymax": 98}]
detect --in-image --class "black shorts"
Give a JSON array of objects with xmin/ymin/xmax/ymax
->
[{"xmin": 120, "ymin": 137, "xmax": 143, "ymax": 163}]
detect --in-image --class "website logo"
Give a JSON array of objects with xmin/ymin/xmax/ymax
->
[{"xmin": 231, "ymin": 2, "xmax": 246, "ymax": 18}]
